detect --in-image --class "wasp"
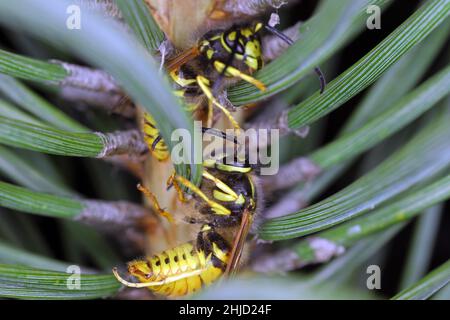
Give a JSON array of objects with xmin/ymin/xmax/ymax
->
[
  {"xmin": 142, "ymin": 21, "xmax": 326, "ymax": 161},
  {"xmin": 113, "ymin": 152, "xmax": 261, "ymax": 297},
  {"xmin": 114, "ymin": 22, "xmax": 323, "ymax": 296},
  {"xmin": 142, "ymin": 21, "xmax": 268, "ymax": 162},
  {"xmin": 166, "ymin": 21, "xmax": 267, "ymax": 127}
]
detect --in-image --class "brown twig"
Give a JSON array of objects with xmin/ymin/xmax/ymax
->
[
  {"xmin": 261, "ymin": 156, "xmax": 321, "ymax": 192},
  {"xmin": 52, "ymin": 61, "xmax": 135, "ymax": 117},
  {"xmin": 77, "ymin": 200, "xmax": 148, "ymax": 230},
  {"xmin": 252, "ymin": 237, "xmax": 345, "ymax": 273},
  {"xmin": 247, "ymin": 109, "xmax": 310, "ymax": 138},
  {"xmin": 104, "ymin": 154, "xmax": 146, "ymax": 178},
  {"xmin": 221, "ymin": 0, "xmax": 294, "ymax": 18},
  {"xmin": 252, "ymin": 248, "xmax": 306, "ymax": 273},
  {"xmin": 96, "ymin": 129, "xmax": 148, "ymax": 158},
  {"xmin": 263, "ymin": 21, "xmax": 301, "ymax": 61},
  {"xmin": 263, "ymin": 189, "xmax": 308, "ymax": 219}
]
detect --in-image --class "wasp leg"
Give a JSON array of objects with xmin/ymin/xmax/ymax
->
[
  {"xmin": 213, "ymin": 61, "xmax": 266, "ymax": 91},
  {"xmin": 197, "ymin": 225, "xmax": 229, "ymax": 272},
  {"xmin": 202, "ymin": 169, "xmax": 244, "ymax": 205},
  {"xmin": 166, "ymin": 172, "xmax": 186, "ymax": 202},
  {"xmin": 174, "ymin": 88, "xmax": 201, "ymax": 113},
  {"xmin": 174, "ymin": 174, "xmax": 231, "ymax": 216},
  {"xmin": 173, "ymin": 89, "xmax": 186, "ymax": 98},
  {"xmin": 185, "ymin": 101, "xmax": 200, "ymax": 113},
  {"xmin": 196, "ymin": 75, "xmax": 241, "ymax": 132},
  {"xmin": 167, "ymin": 166, "xmax": 240, "ymax": 204},
  {"xmin": 137, "ymin": 183, "xmax": 174, "ymax": 223},
  {"xmin": 170, "ymin": 69, "xmax": 197, "ymax": 87}
]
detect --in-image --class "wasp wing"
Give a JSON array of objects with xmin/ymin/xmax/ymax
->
[
  {"xmin": 224, "ymin": 209, "xmax": 253, "ymax": 277},
  {"xmin": 166, "ymin": 46, "xmax": 200, "ymax": 72}
]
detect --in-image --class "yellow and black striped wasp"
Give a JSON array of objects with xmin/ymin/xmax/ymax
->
[
  {"xmin": 113, "ymin": 151, "xmax": 261, "ymax": 297},
  {"xmin": 165, "ymin": 21, "xmax": 267, "ymax": 127},
  {"xmin": 143, "ymin": 21, "xmax": 325, "ymax": 161},
  {"xmin": 142, "ymin": 21, "xmax": 267, "ymax": 162},
  {"xmin": 113, "ymin": 21, "xmax": 325, "ymax": 297}
]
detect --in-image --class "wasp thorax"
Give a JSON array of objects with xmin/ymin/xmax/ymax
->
[{"xmin": 197, "ymin": 24, "xmax": 264, "ymax": 74}]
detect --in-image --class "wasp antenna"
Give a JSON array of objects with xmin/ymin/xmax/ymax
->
[
  {"xmin": 113, "ymin": 267, "xmax": 164, "ymax": 288},
  {"xmin": 113, "ymin": 267, "xmax": 138, "ymax": 287},
  {"xmin": 314, "ymin": 67, "xmax": 327, "ymax": 94},
  {"xmin": 264, "ymin": 25, "xmax": 294, "ymax": 46},
  {"xmin": 202, "ymin": 127, "xmax": 237, "ymax": 144},
  {"xmin": 113, "ymin": 267, "xmax": 204, "ymax": 288}
]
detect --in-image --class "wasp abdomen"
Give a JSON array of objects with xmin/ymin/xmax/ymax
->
[
  {"xmin": 127, "ymin": 236, "xmax": 229, "ymax": 297},
  {"xmin": 143, "ymin": 113, "xmax": 169, "ymax": 161}
]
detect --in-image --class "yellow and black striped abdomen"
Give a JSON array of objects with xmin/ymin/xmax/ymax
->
[
  {"xmin": 143, "ymin": 113, "xmax": 169, "ymax": 161},
  {"xmin": 127, "ymin": 241, "xmax": 229, "ymax": 297}
]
